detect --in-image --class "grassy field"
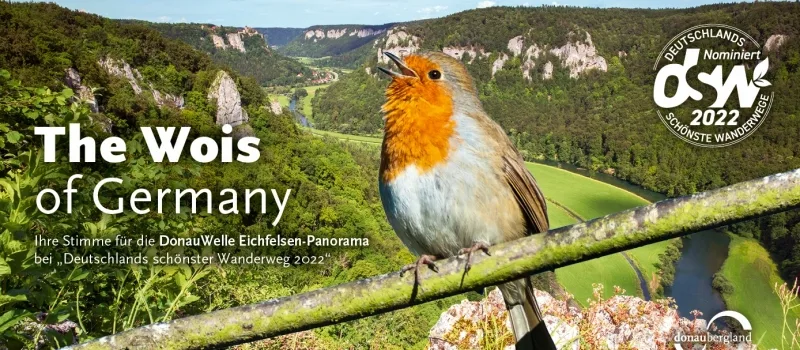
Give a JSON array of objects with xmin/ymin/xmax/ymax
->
[
  {"xmin": 527, "ymin": 163, "xmax": 668, "ymax": 303},
  {"xmin": 269, "ymin": 84, "xmax": 330, "ymax": 119},
  {"xmin": 298, "ymin": 84, "xmax": 329, "ymax": 117},
  {"xmin": 268, "ymin": 93, "xmax": 290, "ymax": 109},
  {"xmin": 719, "ymin": 235, "xmax": 798, "ymax": 349},
  {"xmin": 305, "ymin": 128, "xmax": 382, "ymax": 145},
  {"xmin": 306, "ymin": 128, "xmax": 667, "ymax": 302},
  {"xmin": 625, "ymin": 240, "xmax": 673, "ymax": 292},
  {"xmin": 525, "ymin": 163, "xmax": 650, "ymax": 219}
]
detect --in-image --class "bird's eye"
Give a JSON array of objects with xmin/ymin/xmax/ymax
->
[{"xmin": 428, "ymin": 70, "xmax": 442, "ymax": 80}]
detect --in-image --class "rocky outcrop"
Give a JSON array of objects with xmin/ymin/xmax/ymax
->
[
  {"xmin": 521, "ymin": 44, "xmax": 544, "ymax": 80},
  {"xmin": 64, "ymin": 68, "xmax": 98, "ymax": 113},
  {"xmin": 765, "ymin": 34, "xmax": 787, "ymax": 52},
  {"xmin": 443, "ymin": 46, "xmax": 490, "ymax": 64},
  {"xmin": 210, "ymin": 27, "xmax": 263, "ymax": 52},
  {"xmin": 428, "ymin": 287, "xmax": 756, "ymax": 350},
  {"xmin": 508, "ymin": 35, "xmax": 525, "ymax": 56},
  {"xmin": 377, "ymin": 28, "xmax": 420, "ymax": 65},
  {"xmin": 304, "ymin": 27, "xmax": 385, "ymax": 40},
  {"xmin": 506, "ymin": 30, "xmax": 607, "ymax": 80},
  {"xmin": 99, "ymin": 57, "xmax": 142, "ymax": 94},
  {"xmin": 305, "ymin": 29, "xmax": 325, "ymax": 40},
  {"xmin": 549, "ymin": 32, "xmax": 607, "ymax": 78},
  {"xmin": 350, "ymin": 28, "xmax": 385, "ymax": 38},
  {"xmin": 207, "ymin": 70, "xmax": 248, "ymax": 126},
  {"xmin": 326, "ymin": 28, "xmax": 347, "ymax": 39},
  {"xmin": 151, "ymin": 88, "xmax": 184, "ymax": 109},
  {"xmin": 226, "ymin": 33, "xmax": 246, "ymax": 53},
  {"xmin": 211, "ymin": 34, "xmax": 227, "ymax": 49},
  {"xmin": 492, "ymin": 53, "xmax": 509, "ymax": 77},
  {"xmin": 99, "ymin": 57, "xmax": 183, "ymax": 109},
  {"xmin": 542, "ymin": 61, "xmax": 554, "ymax": 80},
  {"xmin": 269, "ymin": 101, "xmax": 283, "ymax": 115}
]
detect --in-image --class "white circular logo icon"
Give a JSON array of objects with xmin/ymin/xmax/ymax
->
[{"xmin": 653, "ymin": 24, "xmax": 774, "ymax": 148}]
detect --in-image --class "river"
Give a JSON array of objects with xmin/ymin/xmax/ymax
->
[
  {"xmin": 289, "ymin": 98, "xmax": 311, "ymax": 127},
  {"xmin": 535, "ymin": 160, "xmax": 730, "ymax": 318}
]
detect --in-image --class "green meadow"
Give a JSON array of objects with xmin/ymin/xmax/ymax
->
[
  {"xmin": 526, "ymin": 163, "xmax": 662, "ymax": 304},
  {"xmin": 719, "ymin": 235, "xmax": 799, "ymax": 349},
  {"xmin": 299, "ymin": 84, "xmax": 329, "ymax": 117},
  {"xmin": 269, "ymin": 84, "xmax": 330, "ymax": 119}
]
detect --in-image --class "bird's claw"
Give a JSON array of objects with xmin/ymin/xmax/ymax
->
[
  {"xmin": 459, "ymin": 241, "xmax": 491, "ymax": 273},
  {"xmin": 400, "ymin": 254, "xmax": 439, "ymax": 286}
]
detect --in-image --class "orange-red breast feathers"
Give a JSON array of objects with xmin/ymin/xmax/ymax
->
[{"xmin": 380, "ymin": 55, "xmax": 456, "ymax": 183}]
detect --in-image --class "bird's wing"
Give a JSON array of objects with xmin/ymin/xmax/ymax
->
[
  {"xmin": 502, "ymin": 152, "xmax": 550, "ymax": 234},
  {"xmin": 465, "ymin": 109, "xmax": 549, "ymax": 235}
]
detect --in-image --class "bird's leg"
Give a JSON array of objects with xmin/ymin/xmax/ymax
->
[
  {"xmin": 400, "ymin": 254, "xmax": 439, "ymax": 286},
  {"xmin": 459, "ymin": 241, "xmax": 491, "ymax": 273}
]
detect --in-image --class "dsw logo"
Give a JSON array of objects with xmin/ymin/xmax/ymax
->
[
  {"xmin": 652, "ymin": 24, "xmax": 774, "ymax": 147},
  {"xmin": 654, "ymin": 48, "xmax": 770, "ymax": 109}
]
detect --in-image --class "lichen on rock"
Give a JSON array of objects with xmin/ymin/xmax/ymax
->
[{"xmin": 427, "ymin": 286, "xmax": 756, "ymax": 350}]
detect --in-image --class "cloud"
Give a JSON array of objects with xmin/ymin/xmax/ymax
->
[
  {"xmin": 476, "ymin": 1, "xmax": 496, "ymax": 9},
  {"xmin": 417, "ymin": 5, "xmax": 448, "ymax": 18},
  {"xmin": 156, "ymin": 16, "xmax": 171, "ymax": 22},
  {"xmin": 552, "ymin": 1, "xmax": 559, "ymax": 5},
  {"xmin": 418, "ymin": 5, "xmax": 448, "ymax": 15}
]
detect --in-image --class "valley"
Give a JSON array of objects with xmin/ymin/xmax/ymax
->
[{"xmin": 3, "ymin": 1, "xmax": 800, "ymax": 348}]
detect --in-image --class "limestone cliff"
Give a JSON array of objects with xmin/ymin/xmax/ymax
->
[
  {"xmin": 428, "ymin": 287, "xmax": 756, "ymax": 350},
  {"xmin": 207, "ymin": 70, "xmax": 249, "ymax": 126},
  {"xmin": 765, "ymin": 34, "xmax": 788, "ymax": 52},
  {"xmin": 209, "ymin": 26, "xmax": 264, "ymax": 53},
  {"xmin": 64, "ymin": 68, "xmax": 98, "ymax": 113},
  {"xmin": 303, "ymin": 26, "xmax": 386, "ymax": 41},
  {"xmin": 374, "ymin": 27, "xmax": 606, "ymax": 81},
  {"xmin": 376, "ymin": 27, "xmax": 421, "ymax": 65},
  {"xmin": 98, "ymin": 57, "xmax": 184, "ymax": 109}
]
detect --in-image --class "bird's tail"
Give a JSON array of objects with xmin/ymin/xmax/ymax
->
[{"xmin": 498, "ymin": 278, "xmax": 557, "ymax": 350}]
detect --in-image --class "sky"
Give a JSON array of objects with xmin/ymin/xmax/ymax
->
[{"xmin": 39, "ymin": 0, "xmax": 749, "ymax": 28}]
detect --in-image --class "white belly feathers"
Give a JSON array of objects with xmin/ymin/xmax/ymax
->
[{"xmin": 379, "ymin": 114, "xmax": 513, "ymax": 257}]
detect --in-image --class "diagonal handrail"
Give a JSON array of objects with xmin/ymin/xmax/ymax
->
[{"xmin": 65, "ymin": 168, "xmax": 800, "ymax": 350}]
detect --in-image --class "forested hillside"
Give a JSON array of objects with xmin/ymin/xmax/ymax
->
[
  {"xmin": 312, "ymin": 2, "xmax": 800, "ymax": 280},
  {"xmin": 143, "ymin": 22, "xmax": 311, "ymax": 86},
  {"xmin": 278, "ymin": 24, "xmax": 395, "ymax": 59},
  {"xmin": 255, "ymin": 27, "xmax": 306, "ymax": 47},
  {"xmin": 0, "ymin": 3, "xmax": 444, "ymax": 348}
]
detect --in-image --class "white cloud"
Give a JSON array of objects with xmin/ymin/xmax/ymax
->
[
  {"xmin": 417, "ymin": 5, "xmax": 448, "ymax": 18},
  {"xmin": 418, "ymin": 5, "xmax": 448, "ymax": 15},
  {"xmin": 552, "ymin": 1, "xmax": 560, "ymax": 5},
  {"xmin": 156, "ymin": 16, "xmax": 171, "ymax": 22},
  {"xmin": 476, "ymin": 1, "xmax": 496, "ymax": 8}
]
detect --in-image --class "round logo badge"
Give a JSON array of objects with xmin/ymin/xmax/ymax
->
[{"xmin": 653, "ymin": 24, "xmax": 774, "ymax": 148}]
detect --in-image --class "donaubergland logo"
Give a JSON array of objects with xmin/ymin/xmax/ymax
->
[
  {"xmin": 674, "ymin": 310, "xmax": 753, "ymax": 349},
  {"xmin": 653, "ymin": 24, "xmax": 774, "ymax": 147}
]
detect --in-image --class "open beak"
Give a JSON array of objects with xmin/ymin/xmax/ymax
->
[{"xmin": 378, "ymin": 52, "xmax": 417, "ymax": 78}]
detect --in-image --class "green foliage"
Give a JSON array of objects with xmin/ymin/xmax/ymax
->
[
  {"xmin": 718, "ymin": 235, "xmax": 798, "ymax": 349},
  {"xmin": 311, "ymin": 67, "xmax": 387, "ymax": 134},
  {"xmin": 254, "ymin": 28, "xmax": 306, "ymax": 47},
  {"xmin": 314, "ymin": 2, "xmax": 800, "ymax": 288},
  {"xmin": 144, "ymin": 22, "xmax": 311, "ymax": 86},
  {"xmin": 712, "ymin": 272, "xmax": 734, "ymax": 295},
  {"xmin": 653, "ymin": 239, "xmax": 683, "ymax": 296}
]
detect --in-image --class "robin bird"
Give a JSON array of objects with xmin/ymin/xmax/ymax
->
[{"xmin": 378, "ymin": 51, "xmax": 557, "ymax": 350}]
